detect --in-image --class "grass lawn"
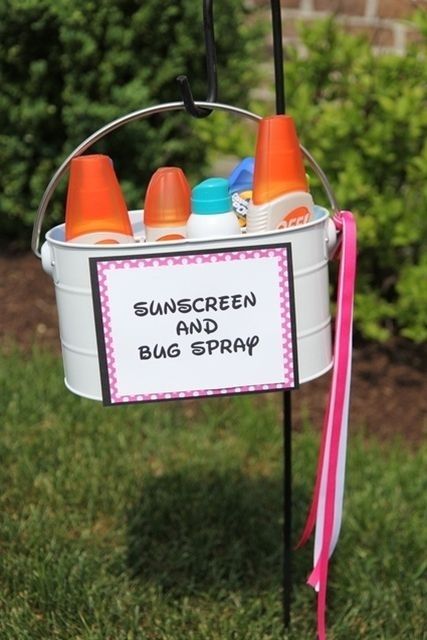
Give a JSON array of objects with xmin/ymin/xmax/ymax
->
[{"xmin": 0, "ymin": 346, "xmax": 426, "ymax": 639}]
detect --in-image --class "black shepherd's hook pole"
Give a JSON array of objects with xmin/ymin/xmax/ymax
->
[
  {"xmin": 282, "ymin": 388, "xmax": 292, "ymax": 629},
  {"xmin": 271, "ymin": 0, "xmax": 286, "ymax": 115},
  {"xmin": 270, "ymin": 0, "xmax": 292, "ymax": 630},
  {"xmin": 176, "ymin": 0, "xmax": 218, "ymax": 118}
]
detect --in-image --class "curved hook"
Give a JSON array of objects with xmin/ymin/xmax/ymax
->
[{"xmin": 176, "ymin": 0, "xmax": 217, "ymax": 118}]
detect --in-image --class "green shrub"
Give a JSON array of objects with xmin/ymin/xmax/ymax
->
[
  {"xmin": 281, "ymin": 16, "xmax": 427, "ymax": 343},
  {"xmin": 2, "ymin": 3, "xmax": 426, "ymax": 344},
  {"xmin": 187, "ymin": 14, "xmax": 427, "ymax": 344},
  {"xmin": 0, "ymin": 0, "xmax": 262, "ymax": 241}
]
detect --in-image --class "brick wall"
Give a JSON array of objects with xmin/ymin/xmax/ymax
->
[{"xmin": 255, "ymin": 0, "xmax": 426, "ymax": 53}]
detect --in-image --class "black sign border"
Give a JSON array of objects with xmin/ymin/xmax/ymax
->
[{"xmin": 89, "ymin": 241, "xmax": 299, "ymax": 406}]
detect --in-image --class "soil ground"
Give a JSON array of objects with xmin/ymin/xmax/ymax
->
[{"xmin": 1, "ymin": 251, "xmax": 426, "ymax": 445}]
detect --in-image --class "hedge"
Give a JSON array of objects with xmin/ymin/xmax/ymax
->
[
  {"xmin": 281, "ymin": 16, "xmax": 427, "ymax": 343},
  {"xmin": 1, "ymin": 3, "xmax": 426, "ymax": 343},
  {"xmin": 0, "ymin": 0, "xmax": 262, "ymax": 239}
]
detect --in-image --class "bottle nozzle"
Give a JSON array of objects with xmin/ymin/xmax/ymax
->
[
  {"xmin": 252, "ymin": 115, "xmax": 308, "ymax": 205},
  {"xmin": 144, "ymin": 167, "xmax": 191, "ymax": 227},
  {"xmin": 65, "ymin": 154, "xmax": 132, "ymax": 241}
]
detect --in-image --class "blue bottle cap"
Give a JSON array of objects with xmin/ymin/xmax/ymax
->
[
  {"xmin": 228, "ymin": 157, "xmax": 254, "ymax": 194},
  {"xmin": 191, "ymin": 177, "xmax": 232, "ymax": 215}
]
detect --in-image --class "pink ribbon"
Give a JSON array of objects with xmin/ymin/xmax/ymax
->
[{"xmin": 297, "ymin": 211, "xmax": 357, "ymax": 639}]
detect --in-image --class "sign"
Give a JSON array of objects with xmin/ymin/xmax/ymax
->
[{"xmin": 89, "ymin": 243, "xmax": 299, "ymax": 405}]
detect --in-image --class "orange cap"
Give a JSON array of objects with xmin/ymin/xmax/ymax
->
[
  {"xmin": 252, "ymin": 115, "xmax": 308, "ymax": 205},
  {"xmin": 65, "ymin": 154, "xmax": 132, "ymax": 240},
  {"xmin": 144, "ymin": 167, "xmax": 191, "ymax": 227}
]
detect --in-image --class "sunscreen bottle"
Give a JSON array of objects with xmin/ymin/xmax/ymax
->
[
  {"xmin": 246, "ymin": 115, "xmax": 314, "ymax": 233},
  {"xmin": 65, "ymin": 154, "xmax": 134, "ymax": 244},
  {"xmin": 187, "ymin": 177, "xmax": 241, "ymax": 239},
  {"xmin": 144, "ymin": 167, "xmax": 191, "ymax": 242},
  {"xmin": 228, "ymin": 157, "xmax": 254, "ymax": 229}
]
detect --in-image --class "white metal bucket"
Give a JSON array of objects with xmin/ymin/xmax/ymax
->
[
  {"xmin": 40, "ymin": 206, "xmax": 335, "ymax": 401},
  {"xmin": 32, "ymin": 101, "xmax": 340, "ymax": 403}
]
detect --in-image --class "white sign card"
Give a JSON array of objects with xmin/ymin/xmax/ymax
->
[{"xmin": 89, "ymin": 243, "xmax": 299, "ymax": 405}]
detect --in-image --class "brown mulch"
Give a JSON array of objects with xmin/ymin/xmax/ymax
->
[{"xmin": 1, "ymin": 251, "xmax": 426, "ymax": 444}]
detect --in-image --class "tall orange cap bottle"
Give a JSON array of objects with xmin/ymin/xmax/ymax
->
[
  {"xmin": 144, "ymin": 167, "xmax": 191, "ymax": 242},
  {"xmin": 65, "ymin": 154, "xmax": 133, "ymax": 244},
  {"xmin": 247, "ymin": 115, "xmax": 314, "ymax": 233},
  {"xmin": 252, "ymin": 115, "xmax": 308, "ymax": 205}
]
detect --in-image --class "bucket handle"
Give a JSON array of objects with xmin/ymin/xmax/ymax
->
[{"xmin": 31, "ymin": 101, "xmax": 339, "ymax": 257}]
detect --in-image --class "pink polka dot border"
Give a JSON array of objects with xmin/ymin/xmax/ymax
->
[{"xmin": 94, "ymin": 246, "xmax": 297, "ymax": 405}]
